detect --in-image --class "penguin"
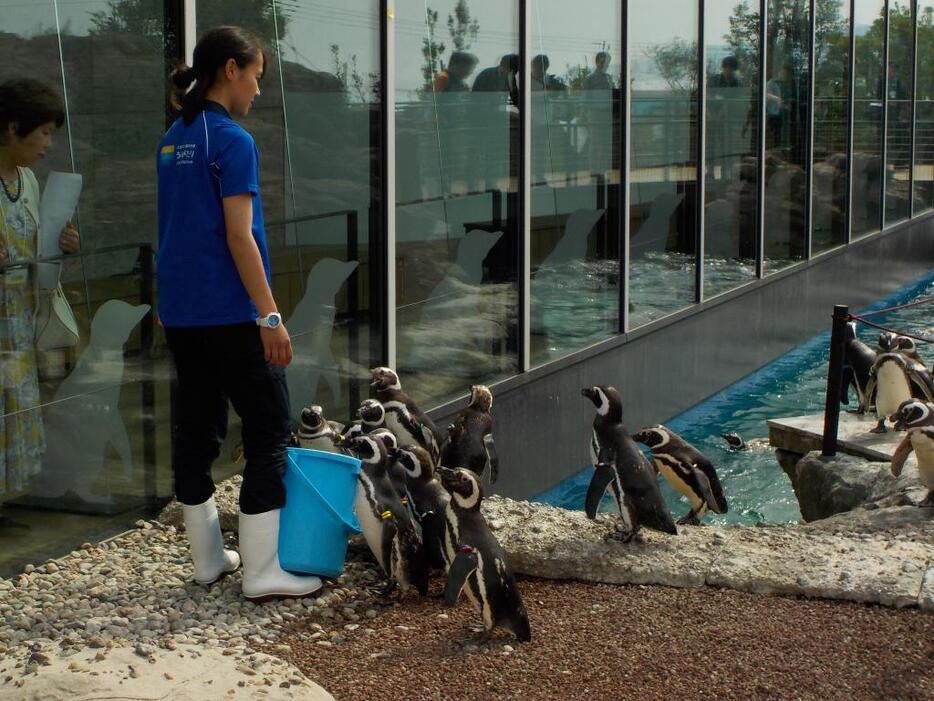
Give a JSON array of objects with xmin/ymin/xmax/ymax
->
[
  {"xmin": 344, "ymin": 435, "xmax": 429, "ymax": 597},
  {"xmin": 632, "ymin": 425, "xmax": 728, "ymax": 525},
  {"xmin": 436, "ymin": 466, "xmax": 531, "ymax": 642},
  {"xmin": 342, "ymin": 399, "xmax": 386, "ymax": 441},
  {"xmin": 721, "ymin": 433, "xmax": 747, "ymax": 451},
  {"xmin": 841, "ymin": 322, "xmax": 877, "ymax": 412},
  {"xmin": 388, "ymin": 445, "xmax": 450, "ymax": 570},
  {"xmin": 720, "ymin": 433, "xmax": 770, "ymax": 451},
  {"xmin": 368, "ymin": 427, "xmax": 398, "ymax": 452},
  {"xmin": 440, "ymin": 385, "xmax": 499, "ymax": 486},
  {"xmin": 371, "ymin": 367, "xmax": 443, "ymax": 462},
  {"xmin": 879, "ymin": 331, "xmax": 927, "ymax": 368},
  {"xmin": 296, "ymin": 405, "xmax": 342, "ymax": 453},
  {"xmin": 889, "ymin": 399, "xmax": 934, "ymax": 507},
  {"xmin": 863, "ymin": 353, "xmax": 934, "ymax": 432},
  {"xmin": 581, "ymin": 386, "xmax": 678, "ymax": 539}
]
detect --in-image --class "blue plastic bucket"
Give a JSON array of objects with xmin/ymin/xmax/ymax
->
[{"xmin": 279, "ymin": 447, "xmax": 362, "ymax": 578}]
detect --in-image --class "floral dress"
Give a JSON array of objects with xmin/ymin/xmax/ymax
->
[{"xmin": 0, "ymin": 172, "xmax": 45, "ymax": 496}]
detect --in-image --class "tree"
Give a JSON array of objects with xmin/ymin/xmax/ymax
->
[
  {"xmin": 447, "ymin": 0, "xmax": 479, "ymax": 51},
  {"xmin": 648, "ymin": 39, "xmax": 698, "ymax": 92},
  {"xmin": 421, "ymin": 8, "xmax": 446, "ymax": 90}
]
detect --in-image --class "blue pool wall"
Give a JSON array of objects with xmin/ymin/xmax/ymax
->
[{"xmin": 427, "ymin": 218, "xmax": 934, "ymax": 500}]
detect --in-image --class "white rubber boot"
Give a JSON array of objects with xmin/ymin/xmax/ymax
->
[
  {"xmin": 238, "ymin": 509, "xmax": 322, "ymax": 602},
  {"xmin": 181, "ymin": 496, "xmax": 241, "ymax": 585}
]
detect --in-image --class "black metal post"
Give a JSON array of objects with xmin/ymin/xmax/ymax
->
[{"xmin": 822, "ymin": 304, "xmax": 849, "ymax": 457}]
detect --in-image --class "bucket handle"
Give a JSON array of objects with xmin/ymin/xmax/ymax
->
[{"xmin": 288, "ymin": 454, "xmax": 362, "ymax": 534}]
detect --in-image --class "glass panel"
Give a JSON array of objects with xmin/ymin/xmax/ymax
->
[
  {"xmin": 0, "ymin": 0, "xmax": 165, "ymax": 574},
  {"xmin": 629, "ymin": 0, "xmax": 698, "ymax": 326},
  {"xmin": 764, "ymin": 0, "xmax": 809, "ymax": 272},
  {"xmin": 274, "ymin": 1, "xmax": 383, "ymax": 420},
  {"xmin": 704, "ymin": 0, "xmax": 759, "ymax": 297},
  {"xmin": 916, "ymin": 2, "xmax": 934, "ymax": 214},
  {"xmin": 395, "ymin": 0, "xmax": 519, "ymax": 406},
  {"xmin": 530, "ymin": 1, "xmax": 621, "ymax": 363},
  {"xmin": 885, "ymin": 0, "xmax": 913, "ymax": 225},
  {"xmin": 852, "ymin": 0, "xmax": 886, "ymax": 237},
  {"xmin": 812, "ymin": 0, "xmax": 851, "ymax": 253}
]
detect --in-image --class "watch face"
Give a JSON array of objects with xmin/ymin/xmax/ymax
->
[{"xmin": 268, "ymin": 314, "xmax": 281, "ymax": 328}]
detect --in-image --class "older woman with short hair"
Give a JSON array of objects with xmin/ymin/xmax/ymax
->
[{"xmin": 0, "ymin": 78, "xmax": 79, "ymax": 498}]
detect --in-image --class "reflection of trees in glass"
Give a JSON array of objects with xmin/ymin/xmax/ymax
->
[
  {"xmin": 918, "ymin": 6, "xmax": 934, "ymax": 99},
  {"xmin": 648, "ymin": 39, "xmax": 698, "ymax": 92},
  {"xmin": 722, "ymin": 1, "xmax": 760, "ymax": 86},
  {"xmin": 447, "ymin": 0, "xmax": 480, "ymax": 50},
  {"xmin": 90, "ymin": 0, "xmax": 290, "ymax": 47},
  {"xmin": 420, "ymin": 2, "xmax": 482, "ymax": 91},
  {"xmin": 329, "ymin": 44, "xmax": 378, "ymax": 103},
  {"xmin": 563, "ymin": 41, "xmax": 611, "ymax": 92}
]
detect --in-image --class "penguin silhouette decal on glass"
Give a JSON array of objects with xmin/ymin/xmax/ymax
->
[
  {"xmin": 404, "ymin": 229, "xmax": 502, "ymax": 372},
  {"xmin": 890, "ymin": 399, "xmax": 934, "ymax": 507},
  {"xmin": 437, "ymin": 466, "xmax": 531, "ymax": 642},
  {"xmin": 34, "ymin": 300, "xmax": 150, "ymax": 504},
  {"xmin": 581, "ymin": 386, "xmax": 677, "ymax": 540},
  {"xmin": 285, "ymin": 258, "xmax": 358, "ymax": 420},
  {"xmin": 632, "ymin": 425, "xmax": 728, "ymax": 525}
]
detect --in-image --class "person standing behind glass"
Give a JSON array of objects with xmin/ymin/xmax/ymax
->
[
  {"xmin": 766, "ymin": 65, "xmax": 789, "ymax": 147},
  {"xmin": 0, "ymin": 79, "xmax": 80, "ymax": 501},
  {"xmin": 158, "ymin": 26, "xmax": 320, "ymax": 600}
]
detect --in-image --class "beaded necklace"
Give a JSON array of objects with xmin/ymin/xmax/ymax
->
[{"xmin": 0, "ymin": 168, "xmax": 21, "ymax": 204}]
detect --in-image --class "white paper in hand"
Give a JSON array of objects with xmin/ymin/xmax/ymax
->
[{"xmin": 38, "ymin": 171, "xmax": 82, "ymax": 289}]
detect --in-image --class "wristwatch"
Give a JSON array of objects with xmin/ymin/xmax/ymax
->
[{"xmin": 256, "ymin": 312, "xmax": 282, "ymax": 329}]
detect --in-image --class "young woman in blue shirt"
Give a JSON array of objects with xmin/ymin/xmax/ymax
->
[{"xmin": 158, "ymin": 26, "xmax": 319, "ymax": 601}]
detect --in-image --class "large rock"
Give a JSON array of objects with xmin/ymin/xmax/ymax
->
[
  {"xmin": 784, "ymin": 451, "xmax": 926, "ymax": 522},
  {"xmin": 480, "ymin": 496, "xmax": 934, "ymax": 610}
]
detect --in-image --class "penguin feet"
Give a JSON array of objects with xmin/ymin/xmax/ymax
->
[
  {"xmin": 917, "ymin": 491, "xmax": 934, "ymax": 507},
  {"xmin": 604, "ymin": 528, "xmax": 637, "ymax": 544},
  {"xmin": 870, "ymin": 420, "xmax": 888, "ymax": 434},
  {"xmin": 676, "ymin": 512, "xmax": 701, "ymax": 526}
]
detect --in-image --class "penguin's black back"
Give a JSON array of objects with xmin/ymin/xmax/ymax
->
[
  {"xmin": 376, "ymin": 386, "xmax": 444, "ymax": 446},
  {"xmin": 441, "ymin": 408, "xmax": 491, "ymax": 476},
  {"xmin": 596, "ymin": 419, "xmax": 677, "ymax": 534}
]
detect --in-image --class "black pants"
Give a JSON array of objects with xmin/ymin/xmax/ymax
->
[{"xmin": 166, "ymin": 323, "xmax": 291, "ymax": 514}]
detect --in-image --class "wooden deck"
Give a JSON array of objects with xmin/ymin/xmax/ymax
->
[{"xmin": 768, "ymin": 411, "xmax": 907, "ymax": 462}]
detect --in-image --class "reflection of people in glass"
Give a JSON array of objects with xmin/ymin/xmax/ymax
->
[
  {"xmin": 531, "ymin": 55, "xmax": 566, "ymax": 92},
  {"xmin": 472, "ymin": 53, "xmax": 519, "ymax": 105},
  {"xmin": 433, "ymin": 51, "xmax": 478, "ymax": 93},
  {"xmin": 158, "ymin": 27, "xmax": 319, "ymax": 599},
  {"xmin": 711, "ymin": 55, "xmax": 740, "ymax": 88},
  {"xmin": 582, "ymin": 52, "xmax": 614, "ymax": 91},
  {"xmin": 766, "ymin": 65, "xmax": 789, "ymax": 145},
  {"xmin": 0, "ymin": 79, "xmax": 80, "ymax": 499}
]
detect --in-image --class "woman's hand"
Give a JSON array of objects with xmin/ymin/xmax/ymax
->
[
  {"xmin": 58, "ymin": 220, "xmax": 80, "ymax": 254},
  {"xmin": 260, "ymin": 323, "xmax": 292, "ymax": 367}
]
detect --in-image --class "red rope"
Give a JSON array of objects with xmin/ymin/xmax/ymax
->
[
  {"xmin": 846, "ymin": 313, "xmax": 934, "ymax": 344},
  {"xmin": 854, "ymin": 295, "xmax": 934, "ymax": 318}
]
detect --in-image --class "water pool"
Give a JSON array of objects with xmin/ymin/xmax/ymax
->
[{"xmin": 533, "ymin": 273, "xmax": 934, "ymax": 525}]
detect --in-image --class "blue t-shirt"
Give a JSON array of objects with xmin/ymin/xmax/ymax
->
[{"xmin": 156, "ymin": 101, "xmax": 270, "ymax": 327}]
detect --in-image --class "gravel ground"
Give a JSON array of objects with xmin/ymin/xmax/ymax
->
[{"xmin": 274, "ymin": 578, "xmax": 934, "ymax": 701}]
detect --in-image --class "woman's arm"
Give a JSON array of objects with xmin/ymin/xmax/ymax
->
[{"xmin": 223, "ymin": 193, "xmax": 292, "ymax": 367}]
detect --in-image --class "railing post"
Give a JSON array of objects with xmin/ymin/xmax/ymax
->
[{"xmin": 822, "ymin": 303, "xmax": 849, "ymax": 457}]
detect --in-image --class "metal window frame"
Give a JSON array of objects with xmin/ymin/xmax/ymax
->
[
  {"xmin": 519, "ymin": 0, "xmax": 532, "ymax": 373},
  {"xmin": 806, "ymin": 0, "xmax": 817, "ymax": 259},
  {"xmin": 696, "ymin": 0, "xmax": 706, "ymax": 303},
  {"xmin": 881, "ymin": 0, "xmax": 891, "ymax": 229},
  {"xmin": 758, "ymin": 0, "xmax": 768, "ymax": 277},
  {"xmin": 846, "ymin": 0, "xmax": 856, "ymax": 243},
  {"xmin": 382, "ymin": 0, "xmax": 396, "ymax": 368},
  {"xmin": 620, "ymin": 2, "xmax": 631, "ymax": 333},
  {"xmin": 910, "ymin": 0, "xmax": 919, "ymax": 216}
]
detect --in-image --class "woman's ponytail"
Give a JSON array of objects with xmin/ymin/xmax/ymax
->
[{"xmin": 167, "ymin": 26, "xmax": 266, "ymax": 125}]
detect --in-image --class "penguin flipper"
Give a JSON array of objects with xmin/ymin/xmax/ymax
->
[
  {"xmin": 444, "ymin": 548, "xmax": 478, "ymax": 606},
  {"xmin": 585, "ymin": 463, "xmax": 618, "ymax": 519},
  {"xmin": 861, "ymin": 374, "xmax": 877, "ymax": 413},
  {"xmin": 908, "ymin": 366, "xmax": 934, "ymax": 402},
  {"xmin": 691, "ymin": 459, "xmax": 728, "ymax": 514},
  {"xmin": 840, "ymin": 366, "xmax": 854, "ymax": 405},
  {"xmin": 891, "ymin": 434, "xmax": 914, "ymax": 477}
]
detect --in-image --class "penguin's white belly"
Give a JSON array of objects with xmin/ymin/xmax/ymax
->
[
  {"xmin": 655, "ymin": 457, "xmax": 704, "ymax": 510},
  {"xmin": 354, "ymin": 480, "xmax": 386, "ymax": 570},
  {"xmin": 910, "ymin": 433, "xmax": 934, "ymax": 488},
  {"xmin": 876, "ymin": 365, "xmax": 913, "ymax": 418}
]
